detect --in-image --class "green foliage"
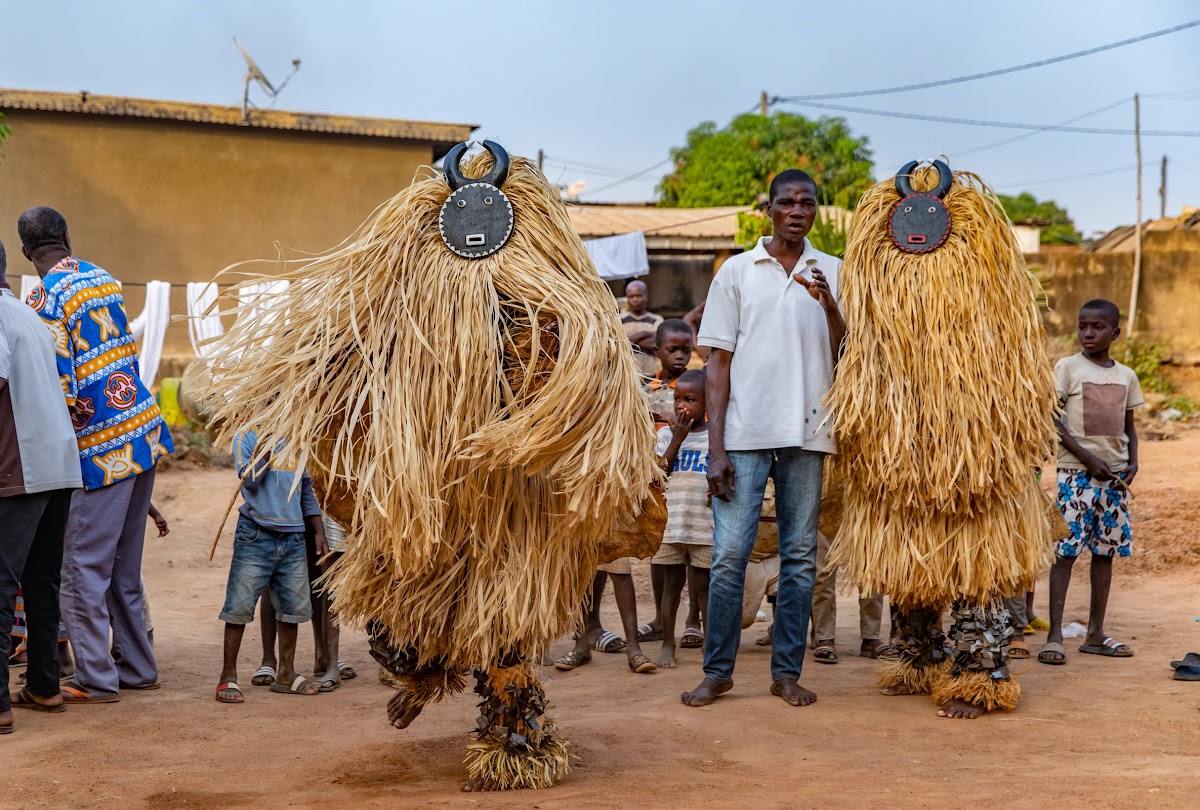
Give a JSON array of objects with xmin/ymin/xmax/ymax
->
[
  {"xmin": 1112, "ymin": 337, "xmax": 1174, "ymax": 394},
  {"xmin": 658, "ymin": 112, "xmax": 874, "ymax": 210},
  {"xmin": 734, "ymin": 209, "xmax": 848, "ymax": 258},
  {"xmin": 0, "ymin": 113, "xmax": 10, "ymax": 155},
  {"xmin": 996, "ymin": 192, "xmax": 1081, "ymax": 245},
  {"xmin": 1164, "ymin": 394, "xmax": 1199, "ymax": 418}
]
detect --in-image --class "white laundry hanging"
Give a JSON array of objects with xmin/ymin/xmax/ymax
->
[
  {"xmin": 20, "ymin": 275, "xmax": 41, "ymax": 303},
  {"xmin": 583, "ymin": 231, "xmax": 650, "ymax": 280},
  {"xmin": 238, "ymin": 280, "xmax": 290, "ymax": 345},
  {"xmin": 128, "ymin": 280, "xmax": 171, "ymax": 387},
  {"xmin": 186, "ymin": 282, "xmax": 225, "ymax": 357}
]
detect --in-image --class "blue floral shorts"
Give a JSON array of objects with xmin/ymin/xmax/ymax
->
[{"xmin": 1055, "ymin": 468, "xmax": 1132, "ymax": 558}]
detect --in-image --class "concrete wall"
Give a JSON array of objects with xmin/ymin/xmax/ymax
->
[
  {"xmin": 1031, "ymin": 229, "xmax": 1200, "ymax": 362},
  {"xmin": 0, "ymin": 110, "xmax": 434, "ymax": 360}
]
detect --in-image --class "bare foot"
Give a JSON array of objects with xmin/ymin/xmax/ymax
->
[
  {"xmin": 658, "ymin": 646, "xmax": 677, "ymax": 669},
  {"xmin": 938, "ymin": 698, "xmax": 985, "ymax": 719},
  {"xmin": 0, "ymin": 709, "xmax": 13, "ymax": 732},
  {"xmin": 462, "ymin": 778, "xmax": 501, "ymax": 792},
  {"xmin": 387, "ymin": 689, "xmax": 424, "ymax": 729},
  {"xmin": 681, "ymin": 677, "xmax": 732, "ymax": 707},
  {"xmin": 770, "ymin": 678, "xmax": 816, "ymax": 706},
  {"xmin": 879, "ymin": 683, "xmax": 913, "ymax": 696}
]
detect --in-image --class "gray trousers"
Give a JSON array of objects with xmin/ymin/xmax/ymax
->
[
  {"xmin": 1003, "ymin": 593, "xmax": 1030, "ymax": 631},
  {"xmin": 812, "ymin": 530, "xmax": 885, "ymax": 642},
  {"xmin": 61, "ymin": 469, "xmax": 158, "ymax": 695}
]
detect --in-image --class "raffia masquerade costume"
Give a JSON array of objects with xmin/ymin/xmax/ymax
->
[
  {"xmin": 827, "ymin": 160, "xmax": 1058, "ymax": 712},
  {"xmin": 205, "ymin": 141, "xmax": 664, "ymax": 788}
]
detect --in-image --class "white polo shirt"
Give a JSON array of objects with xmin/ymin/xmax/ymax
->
[{"xmin": 697, "ymin": 237, "xmax": 840, "ymax": 453}]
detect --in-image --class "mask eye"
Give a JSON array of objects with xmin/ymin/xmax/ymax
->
[{"xmin": 456, "ymin": 200, "xmax": 466, "ymax": 208}]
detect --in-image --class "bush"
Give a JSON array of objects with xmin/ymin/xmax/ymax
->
[{"xmin": 1112, "ymin": 337, "xmax": 1174, "ymax": 394}]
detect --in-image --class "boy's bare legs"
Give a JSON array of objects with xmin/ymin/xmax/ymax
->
[
  {"xmin": 609, "ymin": 573, "xmax": 653, "ymax": 670},
  {"xmin": 563, "ymin": 572, "xmax": 605, "ymax": 665},
  {"xmin": 644, "ymin": 564, "xmax": 665, "ymax": 637},
  {"xmin": 1084, "ymin": 556, "xmax": 1114, "ymax": 647},
  {"xmin": 658, "ymin": 564, "xmax": 687, "ymax": 667},
  {"xmin": 256, "ymin": 591, "xmax": 277, "ymax": 681},
  {"xmin": 218, "ymin": 622, "xmax": 246, "ymax": 702},
  {"xmin": 690, "ymin": 564, "xmax": 710, "ymax": 633},
  {"xmin": 683, "ymin": 565, "xmax": 703, "ymax": 635},
  {"xmin": 1043, "ymin": 555, "xmax": 1075, "ymax": 660},
  {"xmin": 274, "ymin": 620, "xmax": 317, "ymax": 695}
]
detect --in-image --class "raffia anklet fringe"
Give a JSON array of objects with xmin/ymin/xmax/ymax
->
[
  {"xmin": 877, "ymin": 656, "xmax": 949, "ymax": 695},
  {"xmin": 931, "ymin": 670, "xmax": 1021, "ymax": 712}
]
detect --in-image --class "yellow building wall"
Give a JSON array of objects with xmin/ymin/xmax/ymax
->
[{"xmin": 0, "ymin": 110, "xmax": 434, "ymax": 360}]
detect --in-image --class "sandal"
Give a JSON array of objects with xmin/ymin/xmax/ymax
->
[
  {"xmin": 317, "ymin": 676, "xmax": 339, "ymax": 692},
  {"xmin": 592, "ymin": 630, "xmax": 627, "ymax": 653},
  {"xmin": 59, "ymin": 682, "xmax": 120, "ymax": 704},
  {"xmin": 251, "ymin": 665, "xmax": 276, "ymax": 687},
  {"xmin": 216, "ymin": 681, "xmax": 244, "ymax": 704},
  {"xmin": 1009, "ymin": 639, "xmax": 1031, "ymax": 659},
  {"xmin": 860, "ymin": 640, "xmax": 893, "ymax": 659},
  {"xmin": 679, "ymin": 627, "xmax": 704, "ymax": 649},
  {"xmin": 637, "ymin": 623, "xmax": 664, "ymax": 642},
  {"xmin": 813, "ymin": 643, "xmax": 838, "ymax": 664},
  {"xmin": 553, "ymin": 650, "xmax": 591, "ymax": 671},
  {"xmin": 1079, "ymin": 637, "xmax": 1134, "ymax": 657},
  {"xmin": 628, "ymin": 653, "xmax": 657, "ymax": 674},
  {"xmin": 11, "ymin": 686, "xmax": 65, "ymax": 713},
  {"xmin": 1038, "ymin": 641, "xmax": 1067, "ymax": 665},
  {"xmin": 338, "ymin": 661, "xmax": 357, "ymax": 680},
  {"xmin": 269, "ymin": 675, "xmax": 319, "ymax": 696}
]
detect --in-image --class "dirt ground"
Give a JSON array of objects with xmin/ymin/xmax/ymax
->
[{"xmin": 7, "ymin": 432, "xmax": 1200, "ymax": 810}]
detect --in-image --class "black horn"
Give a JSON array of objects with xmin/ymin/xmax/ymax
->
[
  {"xmin": 895, "ymin": 159, "xmax": 954, "ymax": 199},
  {"xmin": 930, "ymin": 159, "xmax": 953, "ymax": 199},
  {"xmin": 895, "ymin": 161, "xmax": 917, "ymax": 198},
  {"xmin": 442, "ymin": 140, "xmax": 512, "ymax": 192}
]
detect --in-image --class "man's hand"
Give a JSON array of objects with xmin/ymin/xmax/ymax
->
[
  {"xmin": 793, "ymin": 267, "xmax": 837, "ymax": 311},
  {"xmin": 154, "ymin": 514, "xmax": 170, "ymax": 537},
  {"xmin": 631, "ymin": 330, "xmax": 656, "ymax": 352},
  {"xmin": 314, "ymin": 528, "xmax": 330, "ymax": 557},
  {"xmin": 1083, "ymin": 453, "xmax": 1116, "ymax": 482},
  {"xmin": 707, "ymin": 451, "xmax": 736, "ymax": 502}
]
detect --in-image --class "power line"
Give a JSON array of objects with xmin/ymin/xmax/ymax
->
[
  {"xmin": 776, "ymin": 99, "xmax": 1200, "ymax": 136},
  {"xmin": 775, "ymin": 19, "xmax": 1200, "ymax": 101},
  {"xmin": 577, "ymin": 157, "xmax": 673, "ymax": 198},
  {"xmin": 994, "ymin": 160, "xmax": 1157, "ymax": 190},
  {"xmin": 952, "ymin": 97, "xmax": 1131, "ymax": 157}
]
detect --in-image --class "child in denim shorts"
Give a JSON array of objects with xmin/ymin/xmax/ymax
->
[{"xmin": 216, "ymin": 431, "xmax": 327, "ymax": 702}]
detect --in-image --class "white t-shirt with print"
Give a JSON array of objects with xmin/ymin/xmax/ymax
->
[{"xmin": 656, "ymin": 426, "xmax": 713, "ymax": 546}]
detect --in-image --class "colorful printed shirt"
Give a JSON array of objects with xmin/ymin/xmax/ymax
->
[{"xmin": 27, "ymin": 257, "xmax": 174, "ymax": 490}]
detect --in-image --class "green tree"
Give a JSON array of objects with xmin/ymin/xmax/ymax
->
[
  {"xmin": 0, "ymin": 113, "xmax": 10, "ymax": 154},
  {"xmin": 996, "ymin": 192, "xmax": 1081, "ymax": 245},
  {"xmin": 657, "ymin": 112, "xmax": 874, "ymax": 209}
]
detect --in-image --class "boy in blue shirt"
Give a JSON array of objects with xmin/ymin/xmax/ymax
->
[{"xmin": 216, "ymin": 431, "xmax": 327, "ymax": 702}]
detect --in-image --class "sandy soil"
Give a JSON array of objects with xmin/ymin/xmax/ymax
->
[{"xmin": 7, "ymin": 432, "xmax": 1200, "ymax": 810}]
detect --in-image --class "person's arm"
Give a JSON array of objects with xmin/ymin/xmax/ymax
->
[
  {"xmin": 661, "ymin": 416, "xmax": 694, "ymax": 476},
  {"xmin": 794, "ymin": 268, "xmax": 846, "ymax": 366},
  {"xmin": 682, "ymin": 300, "xmax": 711, "ymax": 361},
  {"xmin": 301, "ymin": 474, "xmax": 328, "ymax": 556},
  {"xmin": 705, "ymin": 348, "xmax": 735, "ymax": 501},
  {"xmin": 147, "ymin": 502, "xmax": 169, "ymax": 536},
  {"xmin": 235, "ymin": 434, "xmax": 271, "ymax": 492},
  {"xmin": 1053, "ymin": 415, "xmax": 1114, "ymax": 481},
  {"xmin": 630, "ymin": 329, "xmax": 656, "ymax": 353},
  {"xmin": 1123, "ymin": 408, "xmax": 1139, "ymax": 484}
]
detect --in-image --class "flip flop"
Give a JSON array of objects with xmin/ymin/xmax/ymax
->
[
  {"xmin": 59, "ymin": 683, "xmax": 120, "ymax": 704},
  {"xmin": 11, "ymin": 686, "xmax": 65, "ymax": 713},
  {"xmin": 251, "ymin": 665, "xmax": 276, "ymax": 686},
  {"xmin": 553, "ymin": 650, "xmax": 591, "ymax": 671},
  {"xmin": 317, "ymin": 676, "xmax": 339, "ymax": 693},
  {"xmin": 1038, "ymin": 641, "xmax": 1067, "ymax": 665},
  {"xmin": 215, "ymin": 681, "xmax": 244, "ymax": 704},
  {"xmin": 270, "ymin": 675, "xmax": 319, "ymax": 696},
  {"xmin": 1174, "ymin": 665, "xmax": 1200, "ymax": 681},
  {"xmin": 1169, "ymin": 652, "xmax": 1200, "ymax": 670},
  {"xmin": 636, "ymin": 623, "xmax": 663, "ymax": 642},
  {"xmin": 1029, "ymin": 617, "xmax": 1051, "ymax": 632},
  {"xmin": 679, "ymin": 627, "xmax": 704, "ymax": 649},
  {"xmin": 1079, "ymin": 637, "xmax": 1134, "ymax": 657},
  {"xmin": 860, "ymin": 640, "xmax": 894, "ymax": 659},
  {"xmin": 1009, "ymin": 639, "xmax": 1031, "ymax": 659},
  {"xmin": 338, "ymin": 661, "xmax": 357, "ymax": 680},
  {"xmin": 628, "ymin": 653, "xmax": 657, "ymax": 674},
  {"xmin": 592, "ymin": 630, "xmax": 627, "ymax": 653},
  {"xmin": 813, "ymin": 644, "xmax": 838, "ymax": 664}
]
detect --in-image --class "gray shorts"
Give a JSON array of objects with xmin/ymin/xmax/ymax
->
[{"xmin": 219, "ymin": 516, "xmax": 313, "ymax": 624}]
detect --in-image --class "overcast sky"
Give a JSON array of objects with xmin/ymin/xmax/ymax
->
[{"xmin": 3, "ymin": 0, "xmax": 1198, "ymax": 235}]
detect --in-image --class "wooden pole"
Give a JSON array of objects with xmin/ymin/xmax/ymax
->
[
  {"xmin": 537, "ymin": 148, "xmax": 544, "ymax": 172},
  {"xmin": 761, "ymin": 91, "xmax": 769, "ymax": 117},
  {"xmin": 1159, "ymin": 154, "xmax": 1167, "ymax": 219},
  {"xmin": 1128, "ymin": 94, "xmax": 1143, "ymax": 336}
]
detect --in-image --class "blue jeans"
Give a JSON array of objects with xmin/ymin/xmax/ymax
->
[
  {"xmin": 219, "ymin": 516, "xmax": 313, "ymax": 624},
  {"xmin": 703, "ymin": 448, "xmax": 823, "ymax": 683}
]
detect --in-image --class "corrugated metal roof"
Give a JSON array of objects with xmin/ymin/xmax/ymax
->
[
  {"xmin": 1089, "ymin": 207, "xmax": 1200, "ymax": 252},
  {"xmin": 567, "ymin": 204, "xmax": 852, "ymax": 242},
  {"xmin": 0, "ymin": 88, "xmax": 476, "ymax": 145}
]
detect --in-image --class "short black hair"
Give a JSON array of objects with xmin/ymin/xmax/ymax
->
[
  {"xmin": 17, "ymin": 206, "xmax": 69, "ymax": 253},
  {"xmin": 656, "ymin": 318, "xmax": 692, "ymax": 345},
  {"xmin": 769, "ymin": 169, "xmax": 817, "ymax": 203},
  {"xmin": 675, "ymin": 368, "xmax": 706, "ymax": 388},
  {"xmin": 1079, "ymin": 299, "xmax": 1120, "ymax": 328}
]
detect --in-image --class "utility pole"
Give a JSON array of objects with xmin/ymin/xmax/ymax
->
[
  {"xmin": 1159, "ymin": 154, "xmax": 1167, "ymax": 219},
  {"xmin": 1128, "ymin": 93, "xmax": 1143, "ymax": 336},
  {"xmin": 760, "ymin": 91, "xmax": 768, "ymax": 117},
  {"xmin": 537, "ymin": 148, "xmax": 544, "ymax": 172}
]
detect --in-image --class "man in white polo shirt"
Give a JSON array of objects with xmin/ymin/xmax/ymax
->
[
  {"xmin": 682, "ymin": 170, "xmax": 844, "ymax": 709},
  {"xmin": 0, "ymin": 239, "xmax": 82, "ymax": 731}
]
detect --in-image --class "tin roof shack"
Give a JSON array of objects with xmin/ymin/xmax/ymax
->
[{"xmin": 0, "ymin": 89, "xmax": 475, "ymax": 362}]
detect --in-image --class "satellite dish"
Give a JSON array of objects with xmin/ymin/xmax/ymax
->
[{"xmin": 234, "ymin": 37, "xmax": 301, "ymax": 122}]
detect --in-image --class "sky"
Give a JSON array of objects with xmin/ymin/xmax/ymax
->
[{"xmin": 2, "ymin": 0, "xmax": 1199, "ymax": 236}]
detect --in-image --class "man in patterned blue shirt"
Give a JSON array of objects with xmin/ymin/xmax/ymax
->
[{"xmin": 19, "ymin": 206, "xmax": 173, "ymax": 704}]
